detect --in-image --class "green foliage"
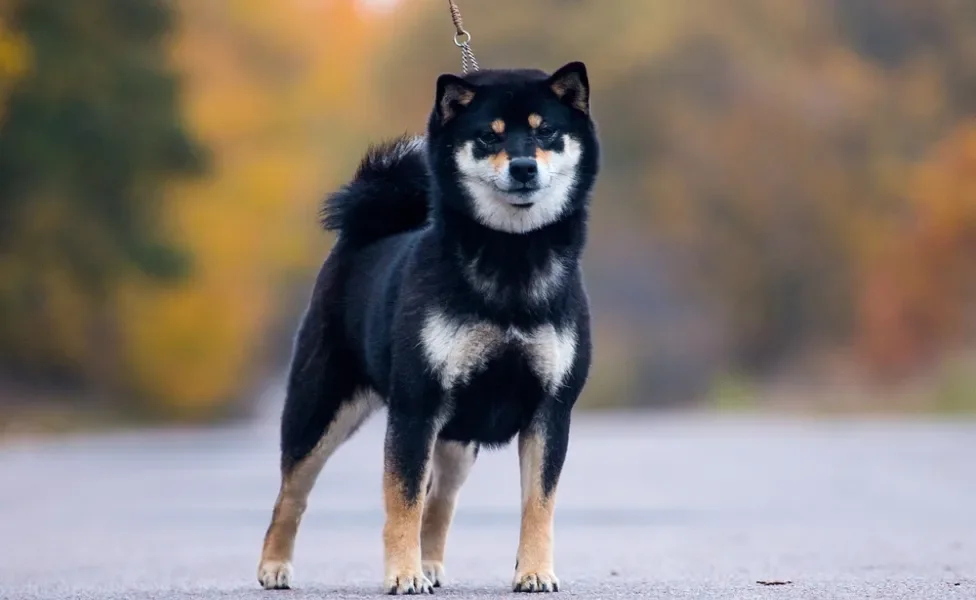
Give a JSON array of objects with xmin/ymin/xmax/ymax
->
[
  {"xmin": 708, "ymin": 374, "xmax": 759, "ymax": 412},
  {"xmin": 0, "ymin": 0, "xmax": 206, "ymax": 384},
  {"xmin": 0, "ymin": 0, "xmax": 205, "ymax": 284},
  {"xmin": 932, "ymin": 360, "xmax": 976, "ymax": 414}
]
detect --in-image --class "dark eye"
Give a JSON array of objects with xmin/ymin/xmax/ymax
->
[
  {"xmin": 476, "ymin": 131, "xmax": 501, "ymax": 146},
  {"xmin": 536, "ymin": 125, "xmax": 557, "ymax": 139}
]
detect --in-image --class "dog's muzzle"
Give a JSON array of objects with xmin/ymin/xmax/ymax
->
[
  {"xmin": 504, "ymin": 158, "xmax": 540, "ymax": 207},
  {"xmin": 509, "ymin": 158, "xmax": 538, "ymax": 185}
]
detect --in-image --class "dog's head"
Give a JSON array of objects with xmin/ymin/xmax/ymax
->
[{"xmin": 426, "ymin": 62, "xmax": 599, "ymax": 234}]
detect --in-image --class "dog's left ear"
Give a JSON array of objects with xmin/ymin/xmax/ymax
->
[
  {"xmin": 547, "ymin": 61, "xmax": 590, "ymax": 114},
  {"xmin": 435, "ymin": 74, "xmax": 477, "ymax": 125}
]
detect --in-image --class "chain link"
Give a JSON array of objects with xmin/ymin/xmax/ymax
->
[{"xmin": 448, "ymin": 0, "xmax": 479, "ymax": 74}]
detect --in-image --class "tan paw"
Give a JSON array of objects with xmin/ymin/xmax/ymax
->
[
  {"xmin": 513, "ymin": 569, "xmax": 560, "ymax": 593},
  {"xmin": 422, "ymin": 560, "xmax": 445, "ymax": 588},
  {"xmin": 385, "ymin": 568, "xmax": 434, "ymax": 595},
  {"xmin": 257, "ymin": 559, "xmax": 293, "ymax": 590}
]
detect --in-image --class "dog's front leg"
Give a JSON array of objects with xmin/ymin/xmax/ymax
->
[
  {"xmin": 383, "ymin": 408, "xmax": 438, "ymax": 595},
  {"xmin": 513, "ymin": 408, "xmax": 571, "ymax": 593}
]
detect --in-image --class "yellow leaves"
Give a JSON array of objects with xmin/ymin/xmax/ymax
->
[
  {"xmin": 0, "ymin": 23, "xmax": 27, "ymax": 76},
  {"xmin": 0, "ymin": 16, "xmax": 29, "ymax": 119},
  {"xmin": 909, "ymin": 122, "xmax": 976, "ymax": 290},
  {"xmin": 112, "ymin": 0, "xmax": 380, "ymax": 416},
  {"xmin": 912, "ymin": 120, "xmax": 976, "ymax": 229},
  {"xmin": 117, "ymin": 275, "xmax": 271, "ymax": 419}
]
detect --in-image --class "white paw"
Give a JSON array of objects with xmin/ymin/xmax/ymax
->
[
  {"xmin": 513, "ymin": 569, "xmax": 560, "ymax": 593},
  {"xmin": 258, "ymin": 559, "xmax": 293, "ymax": 590},
  {"xmin": 422, "ymin": 560, "xmax": 445, "ymax": 588},
  {"xmin": 385, "ymin": 568, "xmax": 434, "ymax": 595}
]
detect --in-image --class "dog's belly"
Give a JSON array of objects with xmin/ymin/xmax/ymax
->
[{"xmin": 437, "ymin": 347, "xmax": 546, "ymax": 446}]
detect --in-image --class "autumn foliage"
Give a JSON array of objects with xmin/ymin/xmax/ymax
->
[
  {"xmin": 857, "ymin": 122, "xmax": 976, "ymax": 377},
  {"xmin": 1, "ymin": 0, "xmax": 974, "ymax": 418},
  {"xmin": 0, "ymin": 0, "xmax": 380, "ymax": 419},
  {"xmin": 112, "ymin": 0, "xmax": 381, "ymax": 418}
]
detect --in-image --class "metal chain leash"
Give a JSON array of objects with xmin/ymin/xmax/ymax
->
[{"xmin": 448, "ymin": 0, "xmax": 479, "ymax": 73}]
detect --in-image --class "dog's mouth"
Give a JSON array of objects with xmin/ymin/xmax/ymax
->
[
  {"xmin": 495, "ymin": 183, "xmax": 538, "ymax": 208},
  {"xmin": 501, "ymin": 193, "xmax": 535, "ymax": 209}
]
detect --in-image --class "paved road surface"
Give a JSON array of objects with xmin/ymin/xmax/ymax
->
[{"xmin": 1, "ymin": 409, "xmax": 974, "ymax": 599}]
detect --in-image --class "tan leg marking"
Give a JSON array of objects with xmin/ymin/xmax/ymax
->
[
  {"xmin": 513, "ymin": 430, "xmax": 559, "ymax": 593},
  {"xmin": 383, "ymin": 446, "xmax": 435, "ymax": 594},
  {"xmin": 258, "ymin": 392, "xmax": 379, "ymax": 589},
  {"xmin": 421, "ymin": 441, "xmax": 477, "ymax": 587}
]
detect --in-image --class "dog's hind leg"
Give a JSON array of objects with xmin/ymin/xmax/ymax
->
[
  {"xmin": 420, "ymin": 441, "xmax": 478, "ymax": 587},
  {"xmin": 257, "ymin": 284, "xmax": 377, "ymax": 590}
]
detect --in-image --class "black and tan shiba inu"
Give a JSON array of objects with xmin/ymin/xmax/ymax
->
[{"xmin": 258, "ymin": 61, "xmax": 600, "ymax": 594}]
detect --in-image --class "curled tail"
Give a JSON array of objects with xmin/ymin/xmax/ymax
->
[{"xmin": 319, "ymin": 135, "xmax": 430, "ymax": 247}]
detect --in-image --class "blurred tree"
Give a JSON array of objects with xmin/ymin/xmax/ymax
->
[
  {"xmin": 0, "ymin": 4, "xmax": 29, "ymax": 120},
  {"xmin": 113, "ymin": 0, "xmax": 380, "ymax": 418},
  {"xmin": 857, "ymin": 120, "xmax": 976, "ymax": 376},
  {"xmin": 0, "ymin": 0, "xmax": 380, "ymax": 420},
  {"xmin": 0, "ymin": 0, "xmax": 206, "ymax": 392}
]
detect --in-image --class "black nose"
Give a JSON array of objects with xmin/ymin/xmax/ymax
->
[{"xmin": 509, "ymin": 158, "xmax": 538, "ymax": 184}]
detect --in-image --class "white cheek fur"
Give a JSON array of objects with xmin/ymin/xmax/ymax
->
[{"xmin": 453, "ymin": 136, "xmax": 582, "ymax": 234}]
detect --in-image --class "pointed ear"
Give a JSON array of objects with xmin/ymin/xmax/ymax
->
[
  {"xmin": 547, "ymin": 61, "xmax": 590, "ymax": 114},
  {"xmin": 435, "ymin": 74, "xmax": 477, "ymax": 125}
]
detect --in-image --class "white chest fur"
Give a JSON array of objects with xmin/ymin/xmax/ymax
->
[{"xmin": 420, "ymin": 311, "xmax": 577, "ymax": 394}]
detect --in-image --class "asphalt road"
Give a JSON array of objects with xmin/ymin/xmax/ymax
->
[{"xmin": 1, "ymin": 408, "xmax": 974, "ymax": 600}]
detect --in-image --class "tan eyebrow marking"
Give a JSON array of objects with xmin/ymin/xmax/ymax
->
[
  {"xmin": 491, "ymin": 119, "xmax": 505, "ymax": 134},
  {"xmin": 528, "ymin": 113, "xmax": 543, "ymax": 129}
]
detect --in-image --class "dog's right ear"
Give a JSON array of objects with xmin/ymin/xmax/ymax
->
[
  {"xmin": 435, "ymin": 74, "xmax": 477, "ymax": 125},
  {"xmin": 548, "ymin": 61, "xmax": 590, "ymax": 114}
]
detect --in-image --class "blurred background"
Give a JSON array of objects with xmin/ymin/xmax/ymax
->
[{"xmin": 2, "ymin": 0, "xmax": 976, "ymax": 437}]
